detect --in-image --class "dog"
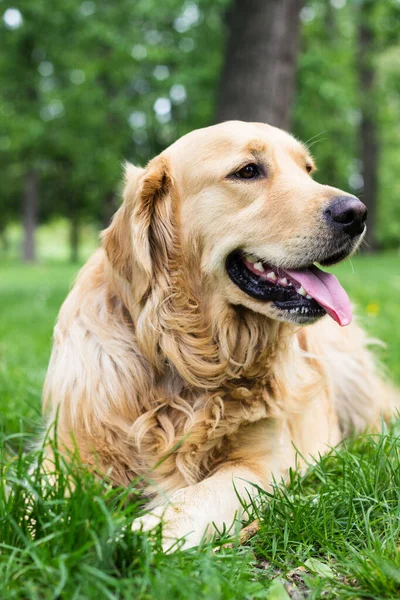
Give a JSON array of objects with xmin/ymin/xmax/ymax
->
[{"xmin": 42, "ymin": 121, "xmax": 398, "ymax": 550}]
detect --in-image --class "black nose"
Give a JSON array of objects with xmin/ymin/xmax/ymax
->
[{"xmin": 324, "ymin": 196, "xmax": 367, "ymax": 237}]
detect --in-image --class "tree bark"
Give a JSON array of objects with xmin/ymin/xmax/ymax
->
[
  {"xmin": 324, "ymin": 1, "xmax": 336, "ymax": 40},
  {"xmin": 216, "ymin": 0, "xmax": 303, "ymax": 129},
  {"xmin": 102, "ymin": 191, "xmax": 117, "ymax": 230},
  {"xmin": 22, "ymin": 169, "xmax": 38, "ymax": 262},
  {"xmin": 69, "ymin": 200, "xmax": 80, "ymax": 264},
  {"xmin": 0, "ymin": 223, "xmax": 9, "ymax": 253},
  {"xmin": 358, "ymin": 0, "xmax": 378, "ymax": 251}
]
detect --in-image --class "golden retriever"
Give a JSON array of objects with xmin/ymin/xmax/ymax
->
[{"xmin": 43, "ymin": 121, "xmax": 398, "ymax": 550}]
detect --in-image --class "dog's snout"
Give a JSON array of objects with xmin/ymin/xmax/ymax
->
[{"xmin": 324, "ymin": 196, "xmax": 367, "ymax": 237}]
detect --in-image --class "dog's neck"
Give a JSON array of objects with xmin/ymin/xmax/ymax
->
[
  {"xmin": 107, "ymin": 255, "xmax": 295, "ymax": 393},
  {"xmin": 102, "ymin": 255, "xmax": 318, "ymax": 490},
  {"xmin": 213, "ymin": 300, "xmax": 291, "ymax": 381}
]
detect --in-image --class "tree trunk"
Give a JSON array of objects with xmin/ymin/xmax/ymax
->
[
  {"xmin": 0, "ymin": 223, "xmax": 9, "ymax": 253},
  {"xmin": 69, "ymin": 201, "xmax": 80, "ymax": 263},
  {"xmin": 216, "ymin": 0, "xmax": 303, "ymax": 129},
  {"xmin": 102, "ymin": 191, "xmax": 117, "ymax": 230},
  {"xmin": 324, "ymin": 1, "xmax": 336, "ymax": 40},
  {"xmin": 22, "ymin": 169, "xmax": 38, "ymax": 262},
  {"xmin": 358, "ymin": 0, "xmax": 378, "ymax": 251}
]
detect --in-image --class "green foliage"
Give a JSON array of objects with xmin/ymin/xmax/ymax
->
[
  {"xmin": 294, "ymin": 0, "xmax": 400, "ymax": 248},
  {"xmin": 0, "ymin": 440, "xmax": 264, "ymax": 599},
  {"xmin": 1, "ymin": 0, "xmax": 400, "ymax": 247},
  {"xmin": 0, "ymin": 0, "xmax": 228, "ymax": 228},
  {"xmin": 294, "ymin": 1, "xmax": 358, "ymax": 193},
  {"xmin": 252, "ymin": 431, "xmax": 400, "ymax": 598}
]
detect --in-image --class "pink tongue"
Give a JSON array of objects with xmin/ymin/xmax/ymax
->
[{"xmin": 285, "ymin": 265, "xmax": 352, "ymax": 326}]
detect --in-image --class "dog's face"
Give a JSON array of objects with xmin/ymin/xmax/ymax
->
[
  {"xmin": 105, "ymin": 121, "xmax": 367, "ymax": 334},
  {"xmin": 165, "ymin": 121, "xmax": 366, "ymax": 327}
]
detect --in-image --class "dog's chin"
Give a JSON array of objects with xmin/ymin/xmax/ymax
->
[
  {"xmin": 227, "ymin": 288, "xmax": 311, "ymax": 326},
  {"xmin": 225, "ymin": 242, "xmax": 358, "ymax": 326}
]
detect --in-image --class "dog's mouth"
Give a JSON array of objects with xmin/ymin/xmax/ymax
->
[{"xmin": 226, "ymin": 251, "xmax": 352, "ymax": 326}]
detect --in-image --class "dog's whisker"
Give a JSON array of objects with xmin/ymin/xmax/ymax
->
[
  {"xmin": 305, "ymin": 137, "xmax": 328, "ymax": 150},
  {"xmin": 304, "ymin": 131, "xmax": 327, "ymax": 149},
  {"xmin": 304, "ymin": 130, "xmax": 327, "ymax": 145}
]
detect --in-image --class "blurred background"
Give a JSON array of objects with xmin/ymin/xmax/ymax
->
[{"xmin": 1, "ymin": 0, "xmax": 400, "ymax": 264}]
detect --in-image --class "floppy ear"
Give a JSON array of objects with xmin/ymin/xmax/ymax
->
[
  {"xmin": 105, "ymin": 155, "xmax": 226, "ymax": 388},
  {"xmin": 135, "ymin": 157, "xmax": 230, "ymax": 388},
  {"xmin": 102, "ymin": 159, "xmax": 176, "ymax": 305},
  {"xmin": 102, "ymin": 163, "xmax": 146, "ymax": 286},
  {"xmin": 130, "ymin": 155, "xmax": 176, "ymax": 283},
  {"xmin": 102, "ymin": 157, "xmax": 173, "ymax": 292}
]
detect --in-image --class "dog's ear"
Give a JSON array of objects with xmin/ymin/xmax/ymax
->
[
  {"xmin": 130, "ymin": 155, "xmax": 175, "ymax": 283},
  {"xmin": 102, "ymin": 163, "xmax": 146, "ymax": 284},
  {"xmin": 131, "ymin": 158, "xmax": 228, "ymax": 389},
  {"xmin": 104, "ymin": 156, "xmax": 226, "ymax": 389},
  {"xmin": 102, "ymin": 158, "xmax": 175, "ymax": 302}
]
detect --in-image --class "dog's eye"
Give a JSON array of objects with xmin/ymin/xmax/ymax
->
[
  {"xmin": 306, "ymin": 164, "xmax": 313, "ymax": 174},
  {"xmin": 235, "ymin": 163, "xmax": 260, "ymax": 180}
]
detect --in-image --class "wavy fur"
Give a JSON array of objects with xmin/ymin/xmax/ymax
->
[{"xmin": 43, "ymin": 121, "xmax": 398, "ymax": 546}]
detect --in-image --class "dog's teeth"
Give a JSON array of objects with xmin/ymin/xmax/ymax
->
[
  {"xmin": 298, "ymin": 286, "xmax": 307, "ymax": 297},
  {"xmin": 280, "ymin": 277, "xmax": 288, "ymax": 286},
  {"xmin": 306, "ymin": 294, "xmax": 312, "ymax": 300},
  {"xmin": 245, "ymin": 254, "xmax": 257, "ymax": 264},
  {"xmin": 267, "ymin": 271, "xmax": 277, "ymax": 281},
  {"xmin": 254, "ymin": 261, "xmax": 265, "ymax": 272}
]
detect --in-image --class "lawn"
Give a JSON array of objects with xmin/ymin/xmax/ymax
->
[{"xmin": 1, "ymin": 253, "xmax": 400, "ymax": 599}]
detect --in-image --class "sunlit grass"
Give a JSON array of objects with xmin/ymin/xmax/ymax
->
[{"xmin": 0, "ymin": 252, "xmax": 400, "ymax": 598}]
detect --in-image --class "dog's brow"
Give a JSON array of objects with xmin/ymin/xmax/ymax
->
[
  {"xmin": 246, "ymin": 139, "xmax": 267, "ymax": 154},
  {"xmin": 303, "ymin": 147, "xmax": 316, "ymax": 169},
  {"xmin": 223, "ymin": 143, "xmax": 267, "ymax": 175},
  {"xmin": 290, "ymin": 142, "xmax": 314, "ymax": 168},
  {"xmin": 307, "ymin": 156, "xmax": 316, "ymax": 169}
]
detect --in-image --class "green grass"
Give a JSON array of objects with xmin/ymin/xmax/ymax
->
[{"xmin": 1, "ymin": 253, "xmax": 400, "ymax": 599}]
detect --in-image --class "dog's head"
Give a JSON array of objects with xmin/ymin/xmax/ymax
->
[{"xmin": 103, "ymin": 121, "xmax": 366, "ymax": 384}]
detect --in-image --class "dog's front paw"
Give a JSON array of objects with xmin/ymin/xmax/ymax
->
[{"xmin": 132, "ymin": 492, "xmax": 207, "ymax": 551}]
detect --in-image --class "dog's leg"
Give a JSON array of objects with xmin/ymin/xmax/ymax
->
[{"xmin": 132, "ymin": 466, "xmax": 265, "ymax": 551}]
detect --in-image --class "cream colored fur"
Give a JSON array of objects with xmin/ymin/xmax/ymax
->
[{"xmin": 42, "ymin": 121, "xmax": 398, "ymax": 550}]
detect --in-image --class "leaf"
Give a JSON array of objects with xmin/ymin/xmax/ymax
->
[
  {"xmin": 304, "ymin": 558, "xmax": 334, "ymax": 579},
  {"xmin": 267, "ymin": 579, "xmax": 291, "ymax": 600}
]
